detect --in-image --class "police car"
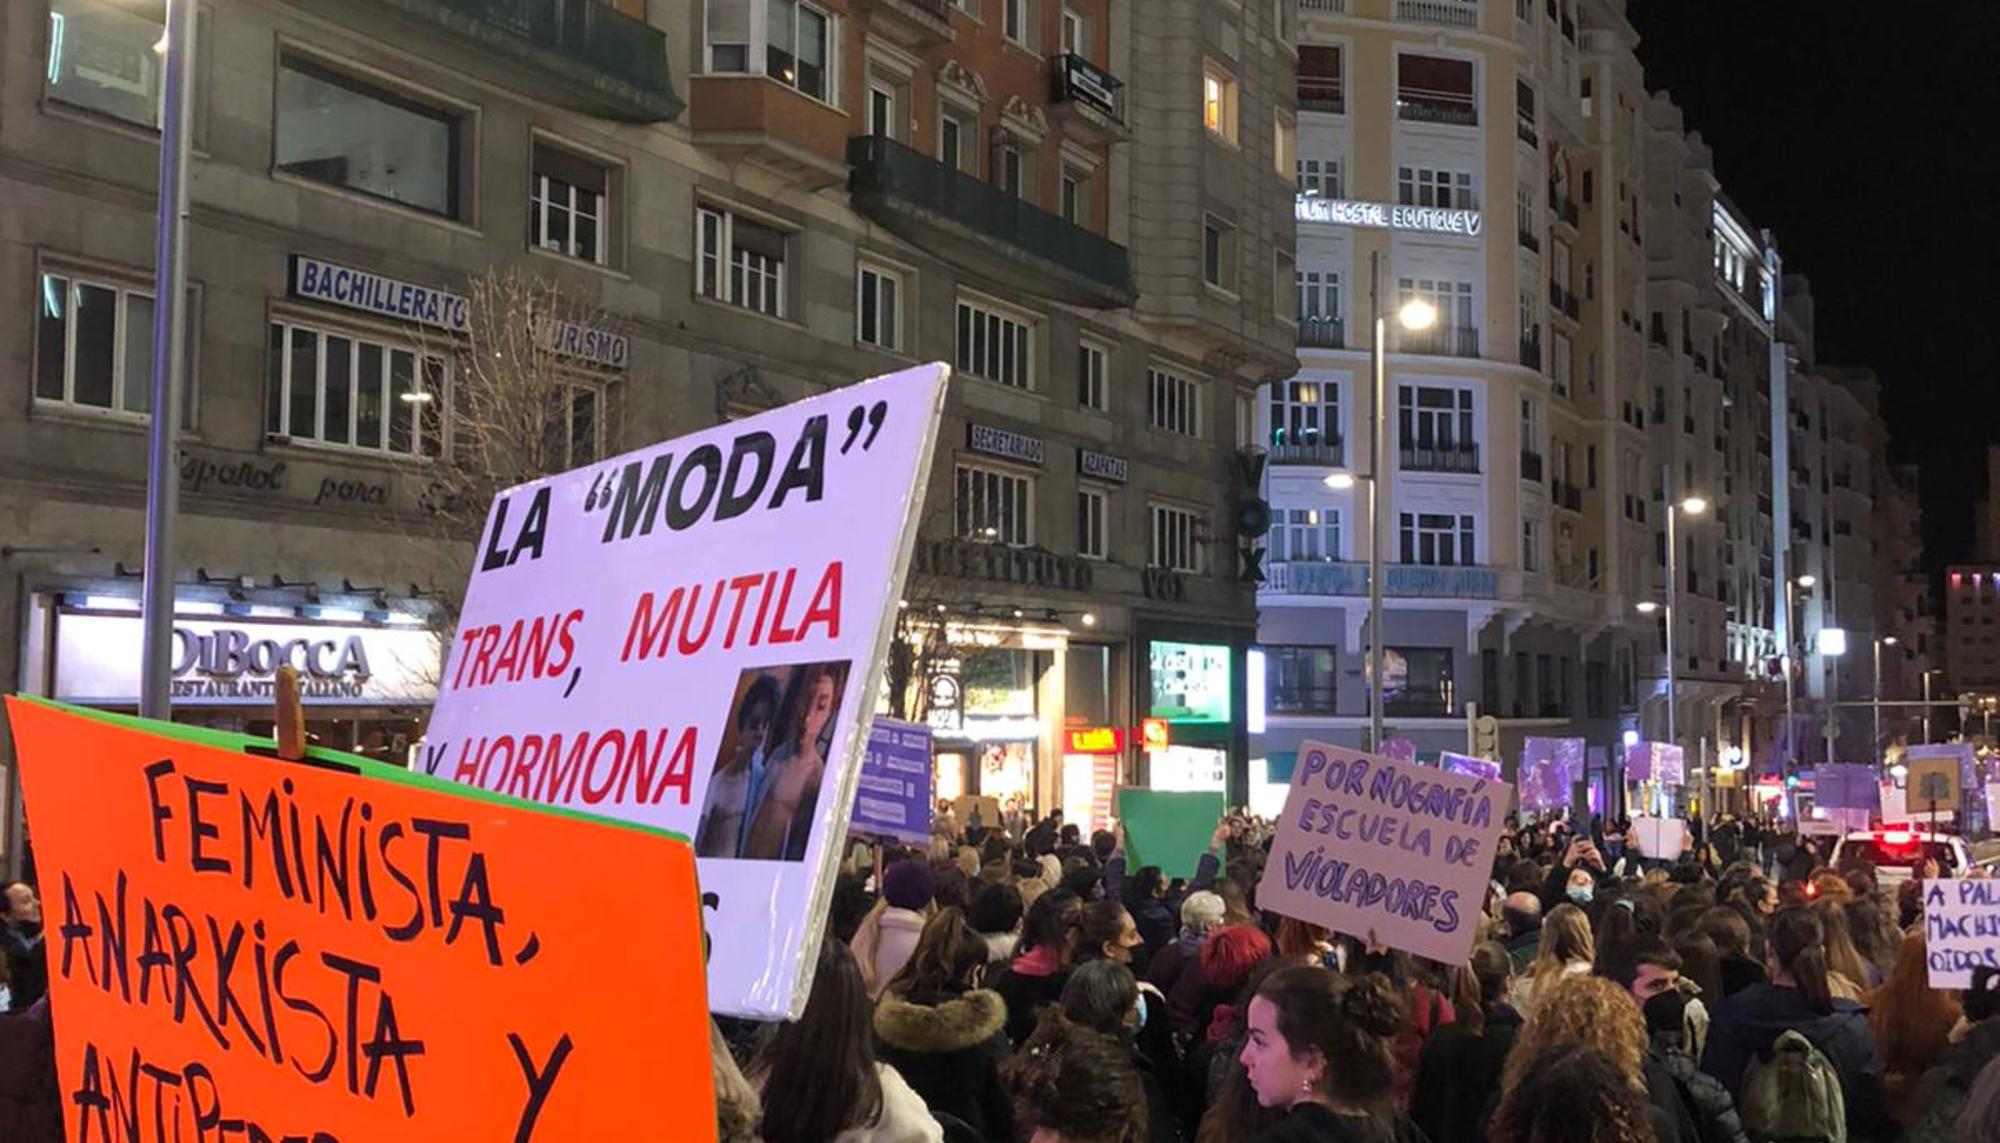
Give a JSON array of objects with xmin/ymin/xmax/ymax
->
[{"xmin": 1830, "ymin": 829, "xmax": 1973, "ymax": 884}]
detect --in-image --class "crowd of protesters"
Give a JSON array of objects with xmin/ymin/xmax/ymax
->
[{"xmin": 702, "ymin": 806, "xmax": 2000, "ymax": 1143}]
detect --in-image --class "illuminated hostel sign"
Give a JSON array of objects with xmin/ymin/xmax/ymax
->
[
  {"xmin": 1295, "ymin": 195, "xmax": 1484, "ymax": 237},
  {"xmin": 290, "ymin": 254, "xmax": 630, "ymax": 370}
]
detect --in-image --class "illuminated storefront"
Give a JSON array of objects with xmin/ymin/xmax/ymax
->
[{"xmin": 1140, "ymin": 622, "xmax": 1251, "ymax": 803}]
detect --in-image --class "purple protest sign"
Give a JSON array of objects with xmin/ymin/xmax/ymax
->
[
  {"xmin": 854, "ymin": 717, "xmax": 934, "ymax": 843},
  {"xmin": 1442, "ymin": 752, "xmax": 1503, "ymax": 782},
  {"xmin": 1520, "ymin": 736, "xmax": 1584, "ymax": 811},
  {"xmin": 1626, "ymin": 741, "xmax": 1686, "ymax": 785},
  {"xmin": 1816, "ymin": 763, "xmax": 1881, "ymax": 812}
]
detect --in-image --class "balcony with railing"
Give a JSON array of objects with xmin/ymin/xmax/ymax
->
[
  {"xmin": 1551, "ymin": 480, "xmax": 1583, "ymax": 513},
  {"xmin": 371, "ymin": 0, "xmax": 680, "ymax": 120},
  {"xmin": 1299, "ymin": 75, "xmax": 1346, "ymax": 114},
  {"xmin": 1518, "ymin": 226, "xmax": 1541, "ymax": 254},
  {"xmin": 1520, "ymin": 450, "xmax": 1544, "ymax": 482},
  {"xmin": 1548, "ymin": 281, "xmax": 1579, "ymax": 320},
  {"xmin": 847, "ymin": 133, "xmax": 1134, "ymax": 308},
  {"xmin": 1519, "ymin": 330, "xmax": 1542, "ymax": 369},
  {"xmin": 1387, "ymin": 687, "xmax": 1456, "ymax": 718},
  {"xmin": 1550, "ymin": 188, "xmax": 1579, "ymax": 229},
  {"xmin": 1050, "ymin": 53, "xmax": 1129, "ymax": 143},
  {"xmin": 1398, "ymin": 0, "xmax": 1482, "ymax": 29},
  {"xmin": 1265, "ymin": 561, "xmax": 1501, "ymax": 600},
  {"xmin": 1269, "ymin": 437, "xmax": 1346, "ymax": 467},
  {"xmin": 1269, "ymin": 683, "xmax": 1339, "ymax": 715},
  {"xmin": 1298, "ymin": 315, "xmax": 1347, "ymax": 349},
  {"xmin": 1396, "ymin": 324, "xmax": 1481, "ymax": 358},
  {"xmin": 1398, "ymin": 87, "xmax": 1478, "ymax": 126},
  {"xmin": 1401, "ymin": 442, "xmax": 1481, "ymax": 473},
  {"xmin": 1517, "ymin": 114, "xmax": 1539, "ymax": 148},
  {"xmin": 851, "ymin": 0, "xmax": 954, "ymax": 44},
  {"xmin": 1301, "ymin": 0, "xmax": 1347, "ymax": 10}
]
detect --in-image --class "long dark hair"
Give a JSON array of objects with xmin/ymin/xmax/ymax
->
[
  {"xmin": 887, "ymin": 907, "xmax": 988, "ymax": 997},
  {"xmin": 1076, "ymin": 901, "xmax": 1130, "ymax": 963},
  {"xmin": 1488, "ymin": 1045, "xmax": 1659, "ymax": 1143},
  {"xmin": 1018, "ymin": 888, "xmax": 1082, "ymax": 959},
  {"xmin": 753, "ymin": 940, "xmax": 883, "ymax": 1143},
  {"xmin": 1770, "ymin": 905, "xmax": 1835, "ymax": 1014},
  {"xmin": 1254, "ymin": 966, "xmax": 1403, "ymax": 1114},
  {"xmin": 1006, "ymin": 1009, "xmax": 1147, "ymax": 1143}
]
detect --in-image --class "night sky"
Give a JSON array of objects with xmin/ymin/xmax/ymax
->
[{"xmin": 1627, "ymin": 1, "xmax": 2000, "ymax": 575}]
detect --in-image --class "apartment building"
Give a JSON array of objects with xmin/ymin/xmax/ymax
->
[
  {"xmin": 0, "ymin": 0, "xmax": 1297, "ymax": 869},
  {"xmin": 1251, "ymin": 0, "xmax": 1642, "ymax": 807}
]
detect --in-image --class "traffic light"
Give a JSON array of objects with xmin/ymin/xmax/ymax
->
[{"xmin": 1473, "ymin": 714, "xmax": 1500, "ymax": 761}]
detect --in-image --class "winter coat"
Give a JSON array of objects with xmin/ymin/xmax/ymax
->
[
  {"xmin": 1390, "ymin": 983, "xmax": 1455, "ymax": 1110},
  {"xmin": 1148, "ymin": 930, "xmax": 1203, "ymax": 999},
  {"xmin": 1247, "ymin": 1103, "xmax": 1429, "ymax": 1143},
  {"xmin": 1504, "ymin": 925, "xmax": 1543, "ymax": 976},
  {"xmin": 753, "ymin": 1062, "xmax": 943, "ymax": 1143},
  {"xmin": 870, "ymin": 908, "xmax": 928, "ymax": 995},
  {"xmin": 1648, "ymin": 1036, "xmax": 1749, "ymax": 1143},
  {"xmin": 991, "ymin": 955, "xmax": 1071, "ymax": 1046},
  {"xmin": 1410, "ymin": 1004, "xmax": 1522, "ymax": 1143},
  {"xmin": 1717, "ymin": 951, "xmax": 1767, "ymax": 999},
  {"xmin": 873, "ymin": 986, "xmax": 1015, "ymax": 1143},
  {"xmin": 1699, "ymin": 982, "xmax": 1895, "ymax": 1143},
  {"xmin": 1106, "ymin": 852, "xmax": 1221, "ymax": 971},
  {"xmin": 0, "ymin": 927, "xmax": 46, "ymax": 1013},
  {"xmin": 0, "ymin": 999, "xmax": 61, "ymax": 1143},
  {"xmin": 1902, "ymin": 1017, "xmax": 2000, "ymax": 1143}
]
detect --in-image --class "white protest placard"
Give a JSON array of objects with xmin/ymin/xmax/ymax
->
[
  {"xmin": 1257, "ymin": 741, "xmax": 1510, "ymax": 966},
  {"xmin": 1923, "ymin": 878, "xmax": 2000, "ymax": 987},
  {"xmin": 1633, "ymin": 817, "xmax": 1687, "ymax": 861},
  {"xmin": 425, "ymin": 363, "xmax": 948, "ymax": 1018}
]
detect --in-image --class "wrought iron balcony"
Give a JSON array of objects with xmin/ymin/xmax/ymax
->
[
  {"xmin": 370, "ymin": 0, "xmax": 680, "ymax": 121},
  {"xmin": 851, "ymin": 0, "xmax": 955, "ymax": 45},
  {"xmin": 1398, "ymin": 91, "xmax": 1478, "ymax": 127},
  {"xmin": 1520, "ymin": 331, "xmax": 1542, "ymax": 369},
  {"xmin": 1398, "ymin": 0, "xmax": 1481, "ymax": 29},
  {"xmin": 1050, "ymin": 54, "xmax": 1129, "ymax": 143},
  {"xmin": 1265, "ymin": 560, "xmax": 1501, "ymax": 600},
  {"xmin": 847, "ymin": 133, "xmax": 1135, "ymax": 308},
  {"xmin": 1401, "ymin": 443, "xmax": 1481, "ymax": 473},
  {"xmin": 1298, "ymin": 315, "xmax": 1347, "ymax": 349},
  {"xmin": 1521, "ymin": 450, "xmax": 1545, "ymax": 482},
  {"xmin": 1552, "ymin": 480, "xmax": 1583, "ymax": 512},
  {"xmin": 1268, "ymin": 438, "xmax": 1346, "ymax": 467},
  {"xmin": 1397, "ymin": 324, "xmax": 1481, "ymax": 358},
  {"xmin": 1299, "ymin": 78, "xmax": 1346, "ymax": 114}
]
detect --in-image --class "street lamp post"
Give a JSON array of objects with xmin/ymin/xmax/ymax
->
[
  {"xmin": 1783, "ymin": 574, "xmax": 1816, "ymax": 783},
  {"xmin": 1873, "ymin": 634, "xmax": 1898, "ymax": 768},
  {"xmin": 1352, "ymin": 251, "xmax": 1434, "ymax": 753},
  {"xmin": 1819, "ymin": 626, "xmax": 1850, "ymax": 766},
  {"xmin": 1637, "ymin": 487, "xmax": 1705, "ymax": 818},
  {"xmin": 1923, "ymin": 669, "xmax": 1939, "ymax": 744}
]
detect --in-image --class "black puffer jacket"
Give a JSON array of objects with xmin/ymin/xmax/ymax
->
[
  {"xmin": 874, "ymin": 985, "xmax": 1015, "ymax": 1143},
  {"xmin": 1903, "ymin": 1019, "xmax": 2000, "ymax": 1143},
  {"xmin": 1648, "ymin": 1036, "xmax": 1749, "ymax": 1143},
  {"xmin": 0, "ymin": 998, "xmax": 61, "ymax": 1143}
]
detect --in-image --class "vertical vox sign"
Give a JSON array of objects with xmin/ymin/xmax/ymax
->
[
  {"xmin": 425, "ymin": 363, "xmax": 949, "ymax": 1019},
  {"xmin": 5, "ymin": 697, "xmax": 715, "ymax": 1143}
]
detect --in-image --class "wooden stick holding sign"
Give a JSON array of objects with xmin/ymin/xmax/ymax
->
[{"xmin": 274, "ymin": 663, "xmax": 307, "ymax": 761}]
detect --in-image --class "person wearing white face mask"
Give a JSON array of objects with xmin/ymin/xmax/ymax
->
[
  {"xmin": 1059, "ymin": 961, "xmax": 1184, "ymax": 1143},
  {"xmin": 1567, "ymin": 867, "xmax": 1598, "ymax": 907}
]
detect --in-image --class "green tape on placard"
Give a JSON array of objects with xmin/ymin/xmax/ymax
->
[{"xmin": 1116, "ymin": 788, "xmax": 1224, "ymax": 879}]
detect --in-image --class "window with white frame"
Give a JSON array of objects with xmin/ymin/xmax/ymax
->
[
  {"xmin": 1520, "ymin": 395, "xmax": 1542, "ymax": 454},
  {"xmin": 868, "ymin": 81, "xmax": 897, "ymax": 139},
  {"xmin": 1077, "ymin": 488, "xmax": 1107, "ymax": 558},
  {"xmin": 1297, "ymin": 157, "xmax": 1343, "ymax": 198},
  {"xmin": 956, "ymin": 298, "xmax": 1035, "ymax": 388},
  {"xmin": 696, "ymin": 204, "xmax": 790, "ymax": 318},
  {"xmin": 1397, "ymin": 166, "xmax": 1477, "ymax": 210},
  {"xmin": 940, "ymin": 106, "xmax": 973, "ymax": 174},
  {"xmin": 1298, "ymin": 267, "xmax": 1340, "ymax": 325},
  {"xmin": 956, "ymin": 463, "xmax": 1034, "ymax": 546},
  {"xmin": 1151, "ymin": 503, "xmax": 1205, "ymax": 573},
  {"xmin": 1077, "ymin": 339, "xmax": 1108, "ymax": 410},
  {"xmin": 265, "ymin": 319, "xmax": 447, "ymax": 457},
  {"xmin": 34, "ymin": 269, "xmax": 193, "ymax": 421},
  {"xmin": 1398, "ymin": 384, "xmax": 1474, "ymax": 451},
  {"xmin": 1552, "ymin": 331, "xmax": 1572, "ymax": 397},
  {"xmin": 557, "ymin": 382, "xmax": 608, "ymax": 468},
  {"xmin": 996, "ymin": 139, "xmax": 1028, "ymax": 198},
  {"xmin": 1397, "ymin": 277, "xmax": 1476, "ymax": 342},
  {"xmin": 1062, "ymin": 7, "xmax": 1088, "ymax": 54},
  {"xmin": 856, "ymin": 261, "xmax": 904, "ymax": 351},
  {"xmin": 705, "ymin": 0, "xmax": 835, "ymax": 102},
  {"xmin": 1004, "ymin": 0, "xmax": 1034, "ymax": 46},
  {"xmin": 1147, "ymin": 367, "xmax": 1201, "ymax": 436},
  {"xmin": 1516, "ymin": 183, "xmax": 1537, "ymax": 242},
  {"xmin": 1399, "ymin": 512, "xmax": 1476, "ymax": 566},
  {"xmin": 1523, "ymin": 517, "xmax": 1543, "ymax": 573},
  {"xmin": 530, "ymin": 143, "xmax": 610, "ymax": 264},
  {"xmin": 1269, "ymin": 507, "xmax": 1340, "ymax": 563},
  {"xmin": 1237, "ymin": 391, "xmax": 1255, "ymax": 450},
  {"xmin": 1203, "ymin": 60, "xmax": 1238, "ymax": 144},
  {"xmin": 47, "ymin": 0, "xmax": 165, "ymax": 128},
  {"xmin": 1270, "ymin": 379, "xmax": 1339, "ymax": 450}
]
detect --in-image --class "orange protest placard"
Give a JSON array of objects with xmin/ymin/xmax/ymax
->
[{"xmin": 5, "ymin": 697, "xmax": 717, "ymax": 1143}]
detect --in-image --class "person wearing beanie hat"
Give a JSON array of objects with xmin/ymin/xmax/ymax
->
[
  {"xmin": 1145, "ymin": 890, "xmax": 1226, "ymax": 1001},
  {"xmin": 855, "ymin": 860, "xmax": 936, "ymax": 998}
]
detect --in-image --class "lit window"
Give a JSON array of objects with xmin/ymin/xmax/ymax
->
[
  {"xmin": 1203, "ymin": 60, "xmax": 1238, "ymax": 143},
  {"xmin": 46, "ymin": 0, "xmax": 165, "ymax": 128},
  {"xmin": 956, "ymin": 463, "xmax": 1034, "ymax": 546},
  {"xmin": 1274, "ymin": 113, "xmax": 1297, "ymax": 180},
  {"xmin": 706, "ymin": 0, "xmax": 835, "ymax": 102},
  {"xmin": 265, "ymin": 319, "xmax": 446, "ymax": 457}
]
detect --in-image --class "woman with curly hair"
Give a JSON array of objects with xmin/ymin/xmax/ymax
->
[
  {"xmin": 1501, "ymin": 971, "xmax": 1696, "ymax": 1143},
  {"xmin": 1488, "ymin": 1044, "xmax": 1659, "ymax": 1143},
  {"xmin": 1235, "ymin": 965, "xmax": 1424, "ymax": 1142},
  {"xmin": 1006, "ymin": 1009, "xmax": 1149, "ymax": 1143}
]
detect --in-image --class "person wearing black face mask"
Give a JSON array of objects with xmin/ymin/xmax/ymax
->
[{"xmin": 1600, "ymin": 935, "xmax": 1749, "ymax": 1143}]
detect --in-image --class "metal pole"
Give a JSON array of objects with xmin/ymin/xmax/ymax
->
[
  {"xmin": 1924, "ymin": 671, "xmax": 1934, "ymax": 744},
  {"xmin": 1783, "ymin": 581, "xmax": 1796, "ymax": 793},
  {"xmin": 1368, "ymin": 250, "xmax": 1387, "ymax": 753},
  {"xmin": 1663, "ymin": 467, "xmax": 1679, "ymax": 820},
  {"xmin": 1872, "ymin": 638, "xmax": 1883, "ymax": 770},
  {"xmin": 1825, "ymin": 649, "xmax": 1838, "ymax": 767},
  {"xmin": 140, "ymin": 0, "xmax": 197, "ymax": 720}
]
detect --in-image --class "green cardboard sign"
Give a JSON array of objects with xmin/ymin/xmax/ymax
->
[{"xmin": 1116, "ymin": 789, "xmax": 1224, "ymax": 879}]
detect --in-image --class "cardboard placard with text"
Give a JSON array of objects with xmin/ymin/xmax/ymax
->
[
  {"xmin": 1258, "ymin": 740, "xmax": 1511, "ymax": 966},
  {"xmin": 425, "ymin": 364, "xmax": 947, "ymax": 1018},
  {"xmin": 5, "ymin": 697, "xmax": 715, "ymax": 1143},
  {"xmin": 1923, "ymin": 878, "xmax": 2000, "ymax": 987}
]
